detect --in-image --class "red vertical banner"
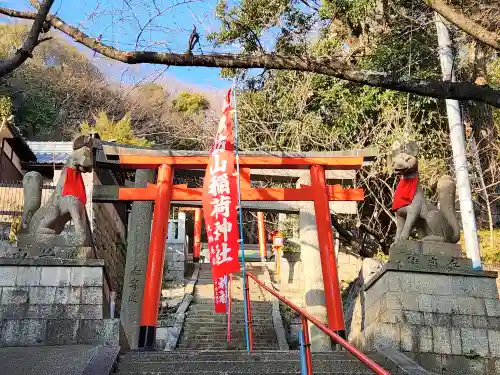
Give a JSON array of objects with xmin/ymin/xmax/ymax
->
[
  {"xmin": 202, "ymin": 89, "xmax": 241, "ymax": 312},
  {"xmin": 214, "ymin": 276, "xmax": 227, "ymax": 313}
]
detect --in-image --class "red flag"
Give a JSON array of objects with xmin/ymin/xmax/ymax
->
[
  {"xmin": 214, "ymin": 276, "xmax": 227, "ymax": 313},
  {"xmin": 202, "ymin": 89, "xmax": 241, "ymax": 282}
]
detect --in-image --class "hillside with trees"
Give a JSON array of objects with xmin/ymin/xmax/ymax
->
[{"xmin": 0, "ymin": 24, "xmax": 217, "ymax": 149}]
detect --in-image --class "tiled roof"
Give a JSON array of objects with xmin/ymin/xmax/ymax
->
[
  {"xmin": 28, "ymin": 142, "xmax": 73, "ymax": 165},
  {"xmin": 33, "ymin": 152, "xmax": 71, "ymax": 164}
]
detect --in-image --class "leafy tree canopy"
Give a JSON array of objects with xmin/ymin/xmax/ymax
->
[
  {"xmin": 80, "ymin": 112, "xmax": 152, "ymax": 147},
  {"xmin": 173, "ymin": 91, "xmax": 210, "ymax": 115}
]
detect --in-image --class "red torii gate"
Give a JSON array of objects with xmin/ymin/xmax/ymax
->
[{"xmin": 94, "ymin": 148, "xmax": 366, "ymax": 349}]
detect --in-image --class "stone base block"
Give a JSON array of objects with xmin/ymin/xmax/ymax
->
[
  {"xmin": 0, "ymin": 318, "xmax": 119, "ymax": 346},
  {"xmin": 390, "ymin": 240, "xmax": 462, "ymax": 259},
  {"xmin": 0, "ymin": 258, "xmax": 104, "ymax": 320},
  {"xmin": 389, "ymin": 240, "xmax": 471, "ymax": 273},
  {"xmin": 17, "ymin": 234, "xmax": 90, "ymax": 257},
  {"xmin": 349, "ymin": 266, "xmax": 500, "ymax": 362}
]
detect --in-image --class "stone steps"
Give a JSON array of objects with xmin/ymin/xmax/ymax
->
[
  {"xmin": 186, "ymin": 305, "xmax": 272, "ymax": 312},
  {"xmin": 176, "ymin": 263, "xmax": 278, "ymax": 350},
  {"xmin": 114, "ymin": 351, "xmax": 376, "ymax": 375},
  {"xmin": 120, "ymin": 351, "xmax": 352, "ymax": 361},
  {"xmin": 116, "ymin": 372, "xmax": 367, "ymax": 374},
  {"xmin": 186, "ymin": 307, "xmax": 271, "ymax": 314},
  {"xmin": 116, "ymin": 359, "xmax": 373, "ymax": 373},
  {"xmin": 180, "ymin": 330, "xmax": 277, "ymax": 340},
  {"xmin": 181, "ymin": 322, "xmax": 272, "ymax": 330},
  {"xmin": 182, "ymin": 318, "xmax": 267, "ymax": 326},
  {"xmin": 115, "ymin": 372, "xmax": 366, "ymax": 374}
]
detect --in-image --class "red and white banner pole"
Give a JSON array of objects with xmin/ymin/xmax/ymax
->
[{"xmin": 202, "ymin": 89, "xmax": 241, "ymax": 314}]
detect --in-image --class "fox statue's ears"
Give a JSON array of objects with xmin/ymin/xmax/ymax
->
[
  {"xmin": 73, "ymin": 135, "xmax": 94, "ymax": 151},
  {"xmin": 391, "ymin": 140, "xmax": 419, "ymax": 158}
]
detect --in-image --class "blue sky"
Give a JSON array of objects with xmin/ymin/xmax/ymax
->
[{"xmin": 1, "ymin": 0, "xmax": 236, "ymax": 92}]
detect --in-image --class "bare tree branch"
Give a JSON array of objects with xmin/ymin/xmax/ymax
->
[
  {"xmin": 424, "ymin": 0, "xmax": 500, "ymax": 51},
  {"xmin": 0, "ymin": 0, "xmax": 55, "ymax": 77},
  {"xmin": 1, "ymin": 5, "xmax": 500, "ymax": 107}
]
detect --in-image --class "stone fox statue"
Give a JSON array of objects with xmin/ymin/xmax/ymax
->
[
  {"xmin": 391, "ymin": 141, "xmax": 460, "ymax": 244},
  {"xmin": 20, "ymin": 135, "xmax": 93, "ymax": 246}
]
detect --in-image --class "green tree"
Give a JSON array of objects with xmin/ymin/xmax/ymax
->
[
  {"xmin": 489, "ymin": 59, "xmax": 500, "ymax": 134},
  {"xmin": 80, "ymin": 112, "xmax": 152, "ymax": 147},
  {"xmin": 1, "ymin": 25, "xmax": 213, "ymax": 149},
  {"xmin": 0, "ymin": 92, "xmax": 12, "ymax": 119},
  {"xmin": 172, "ymin": 91, "xmax": 210, "ymax": 115},
  {"xmin": 209, "ymin": 0, "xmax": 499, "ymax": 246},
  {"xmin": 0, "ymin": 24, "xmax": 122, "ymax": 139}
]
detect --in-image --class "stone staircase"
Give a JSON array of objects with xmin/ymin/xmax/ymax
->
[
  {"xmin": 112, "ymin": 262, "xmax": 397, "ymax": 375},
  {"xmin": 114, "ymin": 351, "xmax": 383, "ymax": 374},
  {"xmin": 177, "ymin": 262, "xmax": 279, "ymax": 350}
]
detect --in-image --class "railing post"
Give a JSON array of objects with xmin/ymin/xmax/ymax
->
[
  {"xmin": 245, "ymin": 273, "xmax": 253, "ymax": 351},
  {"xmin": 257, "ymin": 212, "xmax": 267, "ymax": 261},
  {"xmin": 301, "ymin": 315, "xmax": 313, "ymax": 375},
  {"xmin": 299, "ymin": 329, "xmax": 307, "ymax": 375}
]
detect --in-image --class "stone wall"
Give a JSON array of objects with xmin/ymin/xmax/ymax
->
[
  {"xmin": 91, "ymin": 202, "xmax": 126, "ymax": 316},
  {"xmin": 0, "ymin": 318, "xmax": 119, "ymax": 347},
  {"xmin": 0, "ymin": 259, "xmax": 105, "ymax": 321},
  {"xmin": 0, "ymin": 258, "xmax": 119, "ymax": 347},
  {"xmin": 349, "ymin": 266, "xmax": 500, "ymax": 375}
]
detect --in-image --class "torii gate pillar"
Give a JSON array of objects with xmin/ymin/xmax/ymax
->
[
  {"xmin": 139, "ymin": 164, "xmax": 174, "ymax": 349},
  {"xmin": 310, "ymin": 165, "xmax": 345, "ymax": 336}
]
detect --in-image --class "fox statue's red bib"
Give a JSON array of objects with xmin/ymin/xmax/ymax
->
[
  {"xmin": 62, "ymin": 168, "xmax": 87, "ymax": 205},
  {"xmin": 392, "ymin": 177, "xmax": 418, "ymax": 211}
]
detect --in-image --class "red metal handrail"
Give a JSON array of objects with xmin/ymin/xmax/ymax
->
[{"xmin": 245, "ymin": 271, "xmax": 390, "ymax": 375}]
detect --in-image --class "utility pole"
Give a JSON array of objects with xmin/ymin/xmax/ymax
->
[{"xmin": 434, "ymin": 13, "xmax": 482, "ymax": 269}]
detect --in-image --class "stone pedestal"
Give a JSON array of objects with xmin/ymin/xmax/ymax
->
[
  {"xmin": 17, "ymin": 235, "xmax": 92, "ymax": 258},
  {"xmin": 0, "ymin": 257, "xmax": 119, "ymax": 346},
  {"xmin": 164, "ymin": 244, "xmax": 186, "ymax": 285},
  {"xmin": 164, "ymin": 212, "xmax": 187, "ymax": 286},
  {"xmin": 349, "ymin": 240, "xmax": 500, "ymax": 375}
]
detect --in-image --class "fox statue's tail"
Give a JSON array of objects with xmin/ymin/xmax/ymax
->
[{"xmin": 437, "ymin": 175, "xmax": 460, "ymax": 243}]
